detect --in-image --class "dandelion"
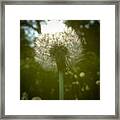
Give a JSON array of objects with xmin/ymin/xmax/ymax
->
[{"xmin": 34, "ymin": 26, "xmax": 82, "ymax": 99}]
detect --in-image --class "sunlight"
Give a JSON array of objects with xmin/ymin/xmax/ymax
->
[{"xmin": 41, "ymin": 20, "xmax": 65, "ymax": 33}]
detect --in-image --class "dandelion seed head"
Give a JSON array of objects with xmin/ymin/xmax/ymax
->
[{"xmin": 34, "ymin": 27, "xmax": 83, "ymax": 71}]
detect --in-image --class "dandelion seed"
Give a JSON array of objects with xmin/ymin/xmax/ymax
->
[
  {"xmin": 65, "ymin": 88, "xmax": 69, "ymax": 92},
  {"xmin": 65, "ymin": 72, "xmax": 68, "ymax": 75},
  {"xmin": 82, "ymin": 37, "xmax": 87, "ymax": 45},
  {"xmin": 85, "ymin": 85, "xmax": 90, "ymax": 91},
  {"xmin": 21, "ymin": 92, "xmax": 28, "ymax": 100},
  {"xmin": 81, "ymin": 32, "xmax": 85, "ymax": 36},
  {"xmin": 75, "ymin": 81, "xmax": 79, "ymax": 85},
  {"xmin": 85, "ymin": 24, "xmax": 90, "ymax": 29},
  {"xmin": 50, "ymin": 88, "xmax": 55, "ymax": 94},
  {"xmin": 24, "ymin": 64, "xmax": 29, "ymax": 69},
  {"xmin": 96, "ymin": 80, "xmax": 100, "ymax": 85},
  {"xmin": 75, "ymin": 97, "xmax": 79, "ymax": 100},
  {"xmin": 35, "ymin": 80, "xmax": 39, "ymax": 85},
  {"xmin": 81, "ymin": 87, "xmax": 84, "ymax": 92},
  {"xmin": 79, "ymin": 72, "xmax": 85, "ymax": 78},
  {"xmin": 26, "ymin": 57, "xmax": 29, "ymax": 61},
  {"xmin": 72, "ymin": 81, "xmax": 76, "ymax": 85},
  {"xmin": 90, "ymin": 20, "xmax": 95, "ymax": 25},
  {"xmin": 32, "ymin": 96, "xmax": 42, "ymax": 100},
  {"xmin": 80, "ymin": 25, "xmax": 83, "ymax": 28},
  {"xmin": 30, "ymin": 43, "xmax": 35, "ymax": 48},
  {"xmin": 72, "ymin": 81, "xmax": 79, "ymax": 85},
  {"xmin": 68, "ymin": 71, "xmax": 73, "ymax": 75},
  {"xmin": 97, "ymin": 72, "xmax": 100, "ymax": 76},
  {"xmin": 74, "ymin": 74, "xmax": 78, "ymax": 79}
]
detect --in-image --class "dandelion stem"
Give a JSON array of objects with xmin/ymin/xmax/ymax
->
[{"xmin": 59, "ymin": 70, "xmax": 64, "ymax": 100}]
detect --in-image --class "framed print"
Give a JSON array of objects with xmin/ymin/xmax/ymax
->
[{"xmin": 0, "ymin": 0, "xmax": 120, "ymax": 119}]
